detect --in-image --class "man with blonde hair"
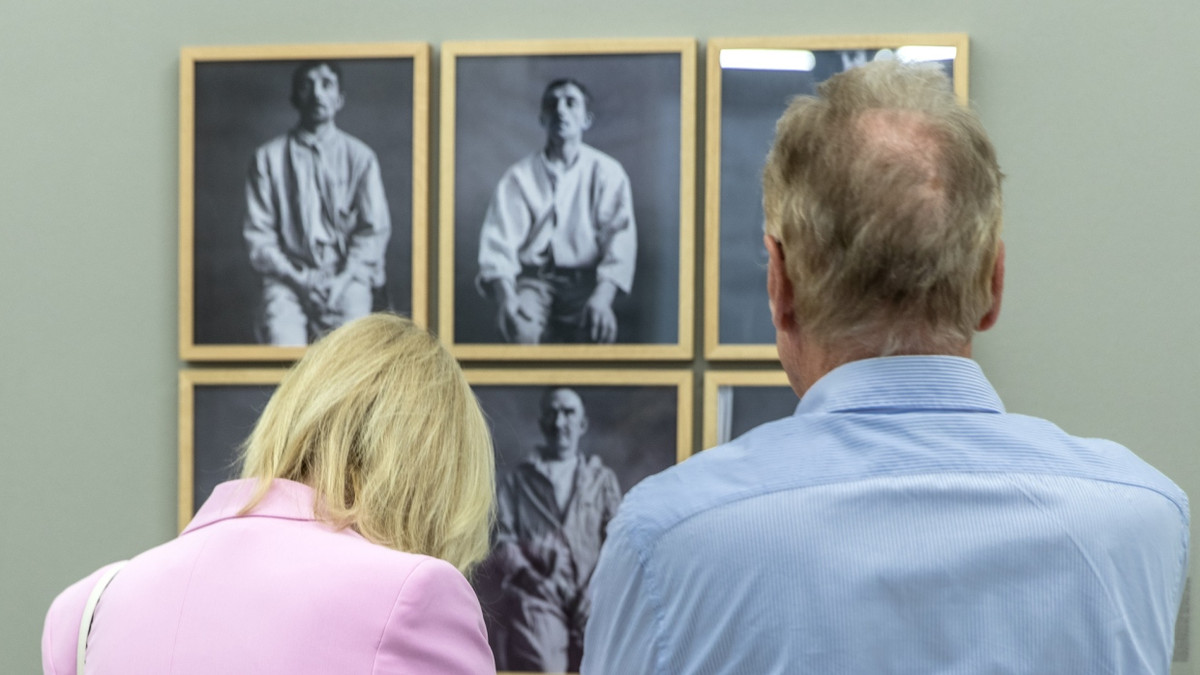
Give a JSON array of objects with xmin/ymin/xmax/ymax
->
[{"xmin": 583, "ymin": 61, "xmax": 1188, "ymax": 674}]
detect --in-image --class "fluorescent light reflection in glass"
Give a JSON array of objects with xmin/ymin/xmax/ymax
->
[
  {"xmin": 720, "ymin": 49, "xmax": 816, "ymax": 72},
  {"xmin": 720, "ymin": 46, "xmax": 956, "ymax": 71},
  {"xmin": 896, "ymin": 46, "xmax": 956, "ymax": 63}
]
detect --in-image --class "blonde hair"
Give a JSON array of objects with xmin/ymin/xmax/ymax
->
[
  {"xmin": 763, "ymin": 60, "xmax": 1004, "ymax": 356},
  {"xmin": 238, "ymin": 313, "xmax": 494, "ymax": 573}
]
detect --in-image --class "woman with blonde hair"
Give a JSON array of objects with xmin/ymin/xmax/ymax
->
[{"xmin": 43, "ymin": 314, "xmax": 497, "ymax": 674}]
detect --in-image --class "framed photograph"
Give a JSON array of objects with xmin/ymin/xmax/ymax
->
[
  {"xmin": 465, "ymin": 368, "xmax": 692, "ymax": 673},
  {"xmin": 179, "ymin": 43, "xmax": 430, "ymax": 361},
  {"xmin": 178, "ymin": 369, "xmax": 285, "ymax": 531},
  {"xmin": 703, "ymin": 370, "xmax": 798, "ymax": 449},
  {"xmin": 704, "ymin": 34, "xmax": 969, "ymax": 359},
  {"xmin": 440, "ymin": 39, "xmax": 697, "ymax": 360}
]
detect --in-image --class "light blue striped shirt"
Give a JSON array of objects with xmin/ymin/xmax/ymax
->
[{"xmin": 582, "ymin": 356, "xmax": 1189, "ymax": 674}]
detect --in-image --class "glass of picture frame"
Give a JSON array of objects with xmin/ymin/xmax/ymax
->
[
  {"xmin": 177, "ymin": 368, "xmax": 285, "ymax": 530},
  {"xmin": 703, "ymin": 369, "xmax": 798, "ymax": 449},
  {"xmin": 704, "ymin": 34, "xmax": 969, "ymax": 360}
]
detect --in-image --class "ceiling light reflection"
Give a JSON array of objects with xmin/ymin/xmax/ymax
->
[{"xmin": 720, "ymin": 49, "xmax": 816, "ymax": 72}]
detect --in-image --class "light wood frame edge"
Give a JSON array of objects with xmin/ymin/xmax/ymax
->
[
  {"xmin": 702, "ymin": 369, "xmax": 791, "ymax": 449},
  {"xmin": 178, "ymin": 368, "xmax": 288, "ymax": 531},
  {"xmin": 438, "ymin": 38, "xmax": 698, "ymax": 361}
]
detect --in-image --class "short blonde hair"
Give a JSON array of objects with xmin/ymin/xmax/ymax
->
[
  {"xmin": 763, "ymin": 60, "xmax": 1004, "ymax": 355},
  {"xmin": 239, "ymin": 313, "xmax": 494, "ymax": 573}
]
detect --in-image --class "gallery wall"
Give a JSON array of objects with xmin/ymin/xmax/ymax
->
[{"xmin": 1, "ymin": 0, "xmax": 1197, "ymax": 672}]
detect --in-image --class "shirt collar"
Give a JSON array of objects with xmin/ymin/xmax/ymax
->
[
  {"xmin": 532, "ymin": 452, "xmax": 580, "ymax": 475},
  {"xmin": 796, "ymin": 355, "xmax": 1005, "ymax": 416},
  {"xmin": 290, "ymin": 124, "xmax": 339, "ymax": 150},
  {"xmin": 538, "ymin": 142, "xmax": 589, "ymax": 172},
  {"xmin": 181, "ymin": 478, "xmax": 318, "ymax": 536}
]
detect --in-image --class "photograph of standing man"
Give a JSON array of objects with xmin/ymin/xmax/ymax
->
[
  {"xmin": 243, "ymin": 61, "xmax": 392, "ymax": 345},
  {"xmin": 488, "ymin": 387, "xmax": 622, "ymax": 672},
  {"xmin": 476, "ymin": 79, "xmax": 637, "ymax": 344}
]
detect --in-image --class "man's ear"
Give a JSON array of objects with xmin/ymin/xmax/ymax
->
[
  {"xmin": 976, "ymin": 240, "xmax": 1005, "ymax": 332},
  {"xmin": 581, "ymin": 110, "xmax": 594, "ymax": 132},
  {"xmin": 765, "ymin": 234, "xmax": 795, "ymax": 331}
]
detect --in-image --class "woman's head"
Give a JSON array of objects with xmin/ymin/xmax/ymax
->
[{"xmin": 239, "ymin": 313, "xmax": 494, "ymax": 573}]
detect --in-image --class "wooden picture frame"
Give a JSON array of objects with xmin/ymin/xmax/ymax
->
[
  {"xmin": 440, "ymin": 39, "xmax": 697, "ymax": 360},
  {"xmin": 704, "ymin": 34, "xmax": 969, "ymax": 359},
  {"xmin": 178, "ymin": 369, "xmax": 285, "ymax": 531},
  {"xmin": 464, "ymin": 368, "xmax": 692, "ymax": 674},
  {"xmin": 179, "ymin": 43, "xmax": 430, "ymax": 361},
  {"xmin": 703, "ymin": 369, "xmax": 797, "ymax": 449}
]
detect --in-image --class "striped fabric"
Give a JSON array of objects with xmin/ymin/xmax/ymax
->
[{"xmin": 582, "ymin": 356, "xmax": 1189, "ymax": 675}]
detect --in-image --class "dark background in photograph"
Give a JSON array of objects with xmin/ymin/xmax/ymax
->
[
  {"xmin": 191, "ymin": 58, "xmax": 415, "ymax": 345},
  {"xmin": 470, "ymin": 383, "xmax": 680, "ymax": 669},
  {"xmin": 190, "ymin": 384, "xmax": 276, "ymax": 514},
  {"xmin": 718, "ymin": 50, "xmax": 954, "ymax": 345},
  {"xmin": 475, "ymin": 383, "xmax": 679, "ymax": 492},
  {"xmin": 453, "ymin": 53, "xmax": 683, "ymax": 345},
  {"xmin": 721, "ymin": 384, "xmax": 798, "ymax": 442}
]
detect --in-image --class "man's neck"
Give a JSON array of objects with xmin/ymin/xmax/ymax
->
[
  {"xmin": 297, "ymin": 119, "xmax": 336, "ymax": 140},
  {"xmin": 537, "ymin": 445, "xmax": 579, "ymax": 464},
  {"xmin": 781, "ymin": 326, "xmax": 972, "ymax": 398},
  {"xmin": 543, "ymin": 136, "xmax": 582, "ymax": 166}
]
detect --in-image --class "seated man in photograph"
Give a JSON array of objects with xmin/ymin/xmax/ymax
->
[
  {"xmin": 489, "ymin": 387, "xmax": 622, "ymax": 672},
  {"xmin": 477, "ymin": 78, "xmax": 637, "ymax": 344},
  {"xmin": 582, "ymin": 61, "xmax": 1189, "ymax": 674},
  {"xmin": 243, "ymin": 60, "xmax": 391, "ymax": 345}
]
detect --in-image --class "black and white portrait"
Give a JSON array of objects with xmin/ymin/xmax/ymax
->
[
  {"xmin": 180, "ymin": 372, "xmax": 281, "ymax": 529},
  {"xmin": 706, "ymin": 38, "xmax": 962, "ymax": 357},
  {"xmin": 441, "ymin": 41, "xmax": 696, "ymax": 358},
  {"xmin": 182, "ymin": 45, "xmax": 427, "ymax": 359},
  {"xmin": 467, "ymin": 375, "xmax": 689, "ymax": 672}
]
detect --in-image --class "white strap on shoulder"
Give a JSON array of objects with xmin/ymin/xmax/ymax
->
[{"xmin": 76, "ymin": 561, "xmax": 128, "ymax": 673}]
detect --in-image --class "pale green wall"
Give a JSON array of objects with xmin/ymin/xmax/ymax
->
[{"xmin": 2, "ymin": 1, "xmax": 1197, "ymax": 672}]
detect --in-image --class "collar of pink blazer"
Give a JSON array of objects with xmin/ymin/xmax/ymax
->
[{"xmin": 184, "ymin": 478, "xmax": 361, "ymax": 539}]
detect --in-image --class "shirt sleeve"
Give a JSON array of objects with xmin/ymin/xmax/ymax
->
[
  {"xmin": 581, "ymin": 521, "xmax": 661, "ymax": 675},
  {"xmin": 599, "ymin": 470, "xmax": 622, "ymax": 540},
  {"xmin": 42, "ymin": 565, "xmax": 119, "ymax": 675},
  {"xmin": 342, "ymin": 151, "xmax": 391, "ymax": 286},
  {"xmin": 477, "ymin": 166, "xmax": 531, "ymax": 290},
  {"xmin": 490, "ymin": 473, "xmax": 531, "ymax": 584},
  {"xmin": 592, "ymin": 162, "xmax": 637, "ymax": 294},
  {"xmin": 242, "ymin": 147, "xmax": 296, "ymax": 281},
  {"xmin": 373, "ymin": 557, "xmax": 496, "ymax": 674}
]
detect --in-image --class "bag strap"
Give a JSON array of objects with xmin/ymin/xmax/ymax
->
[{"xmin": 76, "ymin": 561, "xmax": 128, "ymax": 673}]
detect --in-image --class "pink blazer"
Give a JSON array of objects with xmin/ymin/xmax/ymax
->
[{"xmin": 42, "ymin": 479, "xmax": 496, "ymax": 674}]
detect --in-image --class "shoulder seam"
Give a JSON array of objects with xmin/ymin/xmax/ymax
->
[
  {"xmin": 370, "ymin": 557, "xmax": 428, "ymax": 674},
  {"xmin": 619, "ymin": 520, "xmax": 673, "ymax": 675}
]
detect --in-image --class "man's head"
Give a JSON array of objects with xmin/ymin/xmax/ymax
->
[
  {"xmin": 539, "ymin": 78, "xmax": 594, "ymax": 143},
  {"xmin": 762, "ymin": 60, "xmax": 1004, "ymax": 365},
  {"xmin": 291, "ymin": 61, "xmax": 345, "ymax": 129},
  {"xmin": 538, "ymin": 387, "xmax": 589, "ymax": 459}
]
